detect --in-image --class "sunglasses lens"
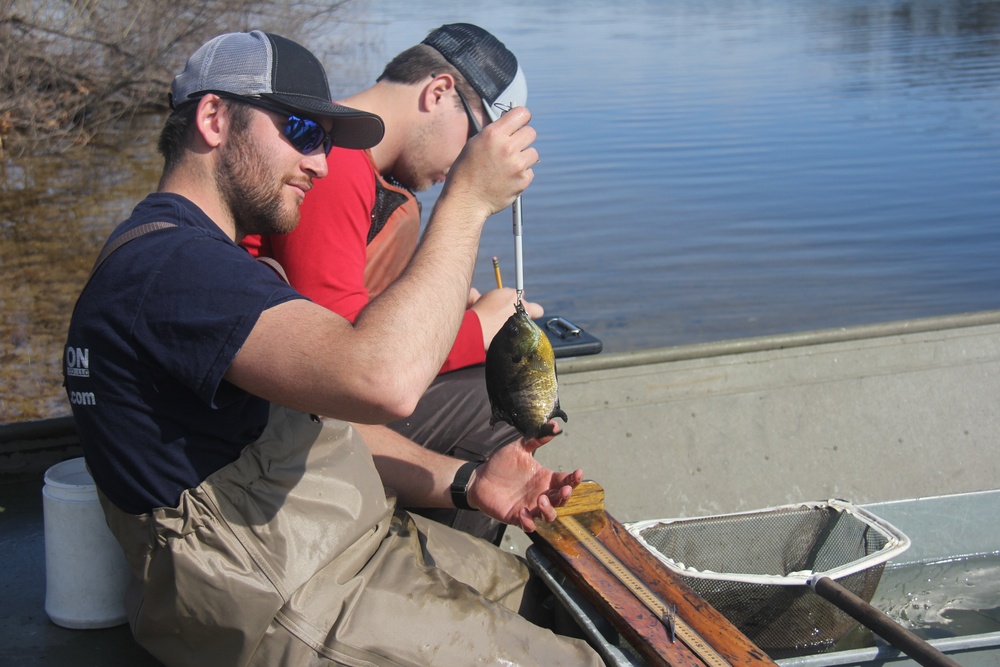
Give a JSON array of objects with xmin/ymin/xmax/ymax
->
[{"xmin": 284, "ymin": 116, "xmax": 331, "ymax": 155}]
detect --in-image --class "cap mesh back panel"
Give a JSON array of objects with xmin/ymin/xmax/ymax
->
[
  {"xmin": 424, "ymin": 24, "xmax": 517, "ymax": 105},
  {"xmin": 208, "ymin": 36, "xmax": 271, "ymax": 97},
  {"xmin": 175, "ymin": 33, "xmax": 273, "ymax": 102}
]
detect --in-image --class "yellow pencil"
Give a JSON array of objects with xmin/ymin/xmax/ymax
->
[{"xmin": 492, "ymin": 256, "xmax": 503, "ymax": 289}]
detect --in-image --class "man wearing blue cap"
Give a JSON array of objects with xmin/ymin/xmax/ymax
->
[
  {"xmin": 243, "ymin": 24, "xmax": 542, "ymax": 545},
  {"xmin": 65, "ymin": 30, "xmax": 601, "ymax": 667}
]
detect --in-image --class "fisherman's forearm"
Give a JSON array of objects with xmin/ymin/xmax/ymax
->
[{"xmin": 354, "ymin": 423, "xmax": 465, "ymax": 509}]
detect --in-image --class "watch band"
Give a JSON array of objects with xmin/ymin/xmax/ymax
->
[{"xmin": 450, "ymin": 460, "xmax": 482, "ymax": 511}]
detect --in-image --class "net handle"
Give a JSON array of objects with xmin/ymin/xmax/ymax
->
[{"xmin": 811, "ymin": 576, "xmax": 962, "ymax": 667}]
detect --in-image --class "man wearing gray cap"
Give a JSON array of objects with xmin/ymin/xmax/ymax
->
[
  {"xmin": 243, "ymin": 24, "xmax": 542, "ymax": 545},
  {"xmin": 65, "ymin": 30, "xmax": 601, "ymax": 667}
]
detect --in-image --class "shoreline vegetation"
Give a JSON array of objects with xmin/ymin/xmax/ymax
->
[
  {"xmin": 0, "ymin": 0, "xmax": 354, "ymax": 156},
  {"xmin": 0, "ymin": 0, "xmax": 357, "ymax": 425}
]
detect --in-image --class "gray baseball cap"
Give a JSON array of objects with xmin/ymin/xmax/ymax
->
[
  {"xmin": 170, "ymin": 30, "xmax": 384, "ymax": 150},
  {"xmin": 422, "ymin": 23, "xmax": 527, "ymax": 122}
]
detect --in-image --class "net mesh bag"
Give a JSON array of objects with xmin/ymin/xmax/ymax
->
[{"xmin": 627, "ymin": 500, "xmax": 909, "ymax": 656}]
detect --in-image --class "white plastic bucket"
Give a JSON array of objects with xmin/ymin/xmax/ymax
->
[{"xmin": 43, "ymin": 457, "xmax": 130, "ymax": 629}]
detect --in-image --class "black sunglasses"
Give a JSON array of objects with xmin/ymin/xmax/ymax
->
[
  {"xmin": 224, "ymin": 95, "xmax": 335, "ymax": 156},
  {"xmin": 455, "ymin": 89, "xmax": 484, "ymax": 139}
]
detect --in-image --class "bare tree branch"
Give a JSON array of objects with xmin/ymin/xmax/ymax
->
[{"xmin": 0, "ymin": 0, "xmax": 356, "ymax": 156}]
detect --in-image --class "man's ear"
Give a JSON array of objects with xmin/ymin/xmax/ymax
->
[
  {"xmin": 194, "ymin": 94, "xmax": 227, "ymax": 149},
  {"xmin": 420, "ymin": 73, "xmax": 457, "ymax": 113}
]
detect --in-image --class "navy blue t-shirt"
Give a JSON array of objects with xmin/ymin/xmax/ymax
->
[{"xmin": 64, "ymin": 193, "xmax": 305, "ymax": 514}]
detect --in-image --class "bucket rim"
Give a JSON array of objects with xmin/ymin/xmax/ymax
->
[{"xmin": 43, "ymin": 457, "xmax": 96, "ymax": 490}]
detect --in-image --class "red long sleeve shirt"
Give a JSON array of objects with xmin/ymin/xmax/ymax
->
[{"xmin": 242, "ymin": 147, "xmax": 485, "ymax": 374}]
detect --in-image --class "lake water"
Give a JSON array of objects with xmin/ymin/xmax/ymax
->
[
  {"xmin": 4, "ymin": 0, "xmax": 1000, "ymax": 422},
  {"xmin": 830, "ymin": 553, "xmax": 1000, "ymax": 653}
]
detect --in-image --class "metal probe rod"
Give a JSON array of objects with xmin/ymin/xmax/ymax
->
[
  {"xmin": 512, "ymin": 195, "xmax": 524, "ymax": 303},
  {"xmin": 496, "ymin": 100, "xmax": 525, "ymax": 306}
]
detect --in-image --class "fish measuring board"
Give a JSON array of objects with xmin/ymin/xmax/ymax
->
[
  {"xmin": 559, "ymin": 514, "xmax": 730, "ymax": 667},
  {"xmin": 529, "ymin": 481, "xmax": 777, "ymax": 667}
]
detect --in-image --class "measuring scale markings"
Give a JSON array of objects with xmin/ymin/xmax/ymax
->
[{"xmin": 560, "ymin": 514, "xmax": 734, "ymax": 667}]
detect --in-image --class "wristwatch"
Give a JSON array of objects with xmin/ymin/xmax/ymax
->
[{"xmin": 450, "ymin": 460, "xmax": 482, "ymax": 511}]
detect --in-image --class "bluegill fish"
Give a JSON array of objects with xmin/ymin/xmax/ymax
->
[{"xmin": 485, "ymin": 302, "xmax": 568, "ymax": 439}]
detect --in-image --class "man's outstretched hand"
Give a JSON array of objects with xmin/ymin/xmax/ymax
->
[{"xmin": 466, "ymin": 423, "xmax": 584, "ymax": 532}]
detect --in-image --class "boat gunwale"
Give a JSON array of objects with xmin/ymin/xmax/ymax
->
[
  {"xmin": 558, "ymin": 309, "xmax": 1000, "ymax": 375},
  {"xmin": 5, "ymin": 309, "xmax": 1000, "ymax": 441}
]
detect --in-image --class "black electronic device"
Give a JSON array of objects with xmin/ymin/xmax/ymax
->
[{"xmin": 535, "ymin": 316, "xmax": 603, "ymax": 358}]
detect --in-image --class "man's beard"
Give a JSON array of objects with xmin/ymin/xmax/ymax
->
[
  {"xmin": 216, "ymin": 130, "xmax": 298, "ymax": 237},
  {"xmin": 391, "ymin": 122, "xmax": 438, "ymax": 193},
  {"xmin": 386, "ymin": 159, "xmax": 426, "ymax": 193}
]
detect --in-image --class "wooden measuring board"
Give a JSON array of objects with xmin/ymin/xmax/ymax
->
[{"xmin": 529, "ymin": 481, "xmax": 777, "ymax": 667}]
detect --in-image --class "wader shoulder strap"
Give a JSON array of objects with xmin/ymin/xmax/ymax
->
[
  {"xmin": 89, "ymin": 221, "xmax": 178, "ymax": 279},
  {"xmin": 66, "ymin": 220, "xmax": 178, "ymax": 389},
  {"xmin": 254, "ymin": 255, "xmax": 290, "ymax": 284},
  {"xmin": 89, "ymin": 221, "xmax": 291, "ymax": 286}
]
